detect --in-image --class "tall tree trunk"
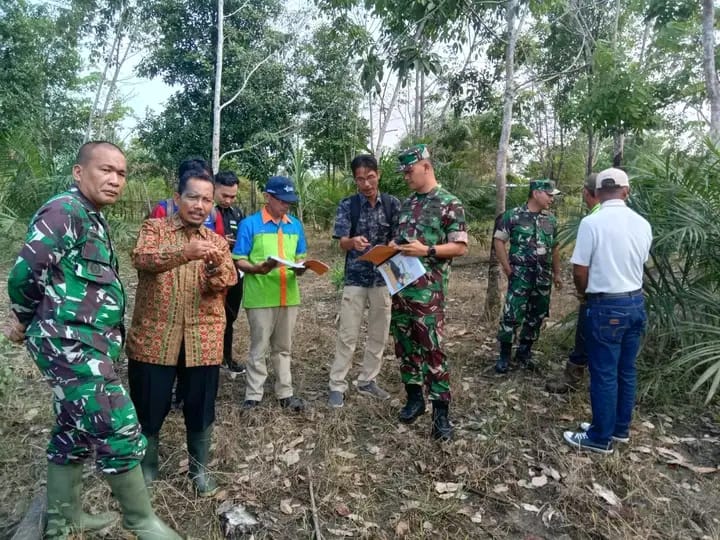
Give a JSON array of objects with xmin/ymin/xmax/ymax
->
[
  {"xmin": 368, "ymin": 92, "xmax": 374, "ymax": 154},
  {"xmin": 612, "ymin": 132, "xmax": 624, "ymax": 167},
  {"xmin": 586, "ymin": 127, "xmax": 595, "ymax": 176},
  {"xmin": 211, "ymin": 0, "xmax": 224, "ymax": 174},
  {"xmin": 420, "ymin": 69, "xmax": 425, "ymax": 137},
  {"xmin": 96, "ymin": 36, "xmax": 131, "ymax": 139},
  {"xmin": 414, "ymin": 67, "xmax": 420, "ymax": 136},
  {"xmin": 702, "ymin": 0, "xmax": 720, "ymax": 143},
  {"xmin": 483, "ymin": 0, "xmax": 519, "ymax": 320},
  {"xmin": 375, "ymin": 82, "xmax": 401, "ymax": 157}
]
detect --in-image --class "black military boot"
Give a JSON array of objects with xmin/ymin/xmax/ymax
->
[
  {"xmin": 398, "ymin": 384, "xmax": 426, "ymax": 424},
  {"xmin": 495, "ymin": 341, "xmax": 512, "ymax": 373},
  {"xmin": 515, "ymin": 341, "xmax": 538, "ymax": 371},
  {"xmin": 431, "ymin": 401, "xmax": 453, "ymax": 441}
]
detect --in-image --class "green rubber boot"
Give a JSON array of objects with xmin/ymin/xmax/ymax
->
[
  {"xmin": 141, "ymin": 433, "xmax": 160, "ymax": 486},
  {"xmin": 105, "ymin": 465, "xmax": 182, "ymax": 540},
  {"xmin": 45, "ymin": 462, "xmax": 119, "ymax": 539},
  {"xmin": 187, "ymin": 426, "xmax": 219, "ymax": 497}
]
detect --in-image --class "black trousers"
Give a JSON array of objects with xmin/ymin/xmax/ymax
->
[
  {"xmin": 223, "ymin": 278, "xmax": 244, "ymax": 361},
  {"xmin": 128, "ymin": 343, "xmax": 219, "ymax": 436}
]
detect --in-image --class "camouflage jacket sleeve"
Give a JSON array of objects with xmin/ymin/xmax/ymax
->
[
  {"xmin": 493, "ymin": 209, "xmax": 514, "ymax": 242},
  {"xmin": 8, "ymin": 201, "xmax": 80, "ymax": 325},
  {"xmin": 443, "ymin": 197, "xmax": 468, "ymax": 244},
  {"xmin": 131, "ymin": 219, "xmax": 189, "ymax": 273},
  {"xmin": 389, "ymin": 196, "xmax": 402, "ymax": 239},
  {"xmin": 202, "ymin": 232, "xmax": 238, "ymax": 293}
]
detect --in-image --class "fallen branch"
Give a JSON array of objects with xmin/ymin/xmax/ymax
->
[{"xmin": 307, "ymin": 465, "xmax": 323, "ymax": 540}]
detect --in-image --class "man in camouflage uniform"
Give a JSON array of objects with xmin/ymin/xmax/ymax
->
[
  {"xmin": 5, "ymin": 141, "xmax": 180, "ymax": 540},
  {"xmin": 494, "ymin": 179, "xmax": 562, "ymax": 374},
  {"xmin": 390, "ymin": 144, "xmax": 468, "ymax": 441}
]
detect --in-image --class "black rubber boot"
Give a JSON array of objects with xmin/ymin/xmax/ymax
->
[
  {"xmin": 141, "ymin": 433, "xmax": 159, "ymax": 487},
  {"xmin": 398, "ymin": 384, "xmax": 426, "ymax": 424},
  {"xmin": 495, "ymin": 341, "xmax": 512, "ymax": 373},
  {"xmin": 187, "ymin": 426, "xmax": 219, "ymax": 497},
  {"xmin": 431, "ymin": 401, "xmax": 453, "ymax": 441},
  {"xmin": 105, "ymin": 466, "xmax": 182, "ymax": 539},
  {"xmin": 515, "ymin": 341, "xmax": 538, "ymax": 371}
]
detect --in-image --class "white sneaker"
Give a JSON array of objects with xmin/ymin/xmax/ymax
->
[{"xmin": 579, "ymin": 422, "xmax": 630, "ymax": 443}]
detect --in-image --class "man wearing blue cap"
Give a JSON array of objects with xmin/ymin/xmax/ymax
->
[
  {"xmin": 494, "ymin": 179, "xmax": 562, "ymax": 373},
  {"xmin": 232, "ymin": 176, "xmax": 307, "ymax": 412}
]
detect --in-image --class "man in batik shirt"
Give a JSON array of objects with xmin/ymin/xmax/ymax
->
[
  {"xmin": 126, "ymin": 169, "xmax": 236, "ymax": 497},
  {"xmin": 390, "ymin": 144, "xmax": 468, "ymax": 442}
]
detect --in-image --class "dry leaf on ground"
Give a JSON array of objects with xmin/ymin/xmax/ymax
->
[{"xmin": 591, "ymin": 483, "xmax": 621, "ymax": 506}]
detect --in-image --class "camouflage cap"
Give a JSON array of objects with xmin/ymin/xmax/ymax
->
[
  {"xmin": 529, "ymin": 179, "xmax": 561, "ymax": 195},
  {"xmin": 396, "ymin": 144, "xmax": 431, "ymax": 172}
]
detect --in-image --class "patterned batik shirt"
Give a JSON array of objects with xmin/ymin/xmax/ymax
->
[
  {"xmin": 494, "ymin": 204, "xmax": 557, "ymax": 279},
  {"xmin": 333, "ymin": 193, "xmax": 401, "ymax": 287},
  {"xmin": 8, "ymin": 185, "xmax": 126, "ymax": 358},
  {"xmin": 395, "ymin": 186, "xmax": 468, "ymax": 305},
  {"xmin": 125, "ymin": 215, "xmax": 237, "ymax": 367}
]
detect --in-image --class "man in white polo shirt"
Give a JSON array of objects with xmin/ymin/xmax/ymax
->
[{"xmin": 563, "ymin": 168, "xmax": 652, "ymax": 454}]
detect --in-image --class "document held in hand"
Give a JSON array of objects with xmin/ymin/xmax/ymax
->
[
  {"xmin": 357, "ymin": 246, "xmax": 426, "ymax": 295},
  {"xmin": 268, "ymin": 256, "xmax": 330, "ymax": 275}
]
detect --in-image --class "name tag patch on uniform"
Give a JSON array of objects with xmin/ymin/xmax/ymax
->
[{"xmin": 609, "ymin": 319, "xmax": 620, "ymax": 325}]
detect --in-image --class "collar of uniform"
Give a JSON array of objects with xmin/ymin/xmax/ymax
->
[
  {"xmin": 69, "ymin": 184, "xmax": 100, "ymax": 214},
  {"xmin": 262, "ymin": 206, "xmax": 291, "ymax": 224},
  {"xmin": 169, "ymin": 213, "xmax": 210, "ymax": 238},
  {"xmin": 600, "ymin": 199, "xmax": 627, "ymax": 208}
]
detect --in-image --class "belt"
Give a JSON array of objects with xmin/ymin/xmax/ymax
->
[{"xmin": 585, "ymin": 289, "xmax": 642, "ymax": 300}]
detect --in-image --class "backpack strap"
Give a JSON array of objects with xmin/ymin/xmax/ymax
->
[
  {"xmin": 380, "ymin": 193, "xmax": 393, "ymax": 238},
  {"xmin": 348, "ymin": 193, "xmax": 362, "ymax": 238}
]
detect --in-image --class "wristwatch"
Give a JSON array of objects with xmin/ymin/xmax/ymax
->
[{"xmin": 427, "ymin": 246, "xmax": 437, "ymax": 257}]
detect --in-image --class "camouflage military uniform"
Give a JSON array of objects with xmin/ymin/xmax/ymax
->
[
  {"xmin": 495, "ymin": 204, "xmax": 558, "ymax": 344},
  {"xmin": 8, "ymin": 185, "xmax": 145, "ymax": 474},
  {"xmin": 391, "ymin": 186, "xmax": 467, "ymax": 402}
]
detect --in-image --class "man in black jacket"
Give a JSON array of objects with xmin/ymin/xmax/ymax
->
[{"xmin": 215, "ymin": 170, "xmax": 246, "ymax": 373}]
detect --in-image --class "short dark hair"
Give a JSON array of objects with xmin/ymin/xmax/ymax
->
[
  {"xmin": 178, "ymin": 156, "xmax": 211, "ymax": 179},
  {"xmin": 351, "ymin": 154, "xmax": 378, "ymax": 175},
  {"xmin": 76, "ymin": 141, "xmax": 123, "ymax": 165},
  {"xmin": 215, "ymin": 170, "xmax": 239, "ymax": 186},
  {"xmin": 178, "ymin": 169, "xmax": 214, "ymax": 195}
]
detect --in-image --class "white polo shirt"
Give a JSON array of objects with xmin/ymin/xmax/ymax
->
[{"xmin": 570, "ymin": 200, "xmax": 652, "ymax": 294}]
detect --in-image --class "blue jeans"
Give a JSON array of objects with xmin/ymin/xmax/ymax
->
[
  {"xmin": 585, "ymin": 295, "xmax": 646, "ymax": 446},
  {"xmin": 568, "ymin": 302, "xmax": 588, "ymax": 366}
]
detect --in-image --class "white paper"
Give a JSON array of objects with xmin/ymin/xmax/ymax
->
[
  {"xmin": 377, "ymin": 254, "xmax": 426, "ymax": 295},
  {"xmin": 269, "ymin": 255, "xmax": 304, "ymax": 269}
]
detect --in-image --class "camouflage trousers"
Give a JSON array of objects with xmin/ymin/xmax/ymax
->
[
  {"xmin": 497, "ymin": 269, "xmax": 551, "ymax": 344},
  {"xmin": 26, "ymin": 336, "xmax": 146, "ymax": 474},
  {"xmin": 391, "ymin": 295, "xmax": 450, "ymax": 402}
]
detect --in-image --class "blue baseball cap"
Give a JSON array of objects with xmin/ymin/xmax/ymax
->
[{"xmin": 264, "ymin": 176, "xmax": 299, "ymax": 203}]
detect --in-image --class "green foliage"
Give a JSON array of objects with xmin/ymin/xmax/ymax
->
[
  {"xmin": 300, "ymin": 24, "xmax": 370, "ymax": 173},
  {"xmin": 138, "ymin": 0, "xmax": 297, "ymax": 183},
  {"xmin": 630, "ymin": 144, "xmax": 720, "ymax": 403}
]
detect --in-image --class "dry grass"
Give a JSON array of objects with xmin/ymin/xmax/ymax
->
[{"xmin": 1, "ymin": 233, "xmax": 720, "ymax": 539}]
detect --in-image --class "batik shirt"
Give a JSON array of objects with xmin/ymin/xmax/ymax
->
[
  {"xmin": 125, "ymin": 215, "xmax": 237, "ymax": 367},
  {"xmin": 494, "ymin": 204, "xmax": 557, "ymax": 277},
  {"xmin": 8, "ymin": 185, "xmax": 125, "ymax": 358},
  {"xmin": 333, "ymin": 193, "xmax": 401, "ymax": 287},
  {"xmin": 395, "ymin": 186, "xmax": 468, "ymax": 305}
]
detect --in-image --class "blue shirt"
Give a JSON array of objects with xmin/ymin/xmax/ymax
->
[{"xmin": 333, "ymin": 193, "xmax": 401, "ymax": 287}]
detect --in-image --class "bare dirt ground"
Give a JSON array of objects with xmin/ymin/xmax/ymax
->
[{"xmin": 1, "ymin": 231, "xmax": 719, "ymax": 539}]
